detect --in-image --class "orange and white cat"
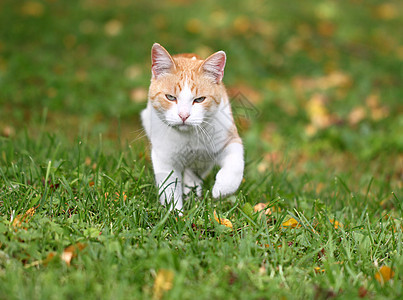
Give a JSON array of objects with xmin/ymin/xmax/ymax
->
[{"xmin": 141, "ymin": 43, "xmax": 244, "ymax": 213}]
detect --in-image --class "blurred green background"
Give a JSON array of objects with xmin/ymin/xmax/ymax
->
[{"xmin": 0, "ymin": 0, "xmax": 402, "ymax": 182}]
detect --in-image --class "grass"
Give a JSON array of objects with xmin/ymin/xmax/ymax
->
[{"xmin": 0, "ymin": 0, "xmax": 402, "ymax": 299}]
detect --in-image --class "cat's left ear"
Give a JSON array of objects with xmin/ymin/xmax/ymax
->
[{"xmin": 200, "ymin": 51, "xmax": 226, "ymax": 83}]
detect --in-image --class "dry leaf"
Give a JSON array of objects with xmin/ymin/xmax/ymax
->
[
  {"xmin": 43, "ymin": 252, "xmax": 56, "ymax": 266},
  {"xmin": 293, "ymin": 71, "xmax": 352, "ymax": 93},
  {"xmin": 153, "ymin": 269, "xmax": 174, "ymax": 300},
  {"xmin": 329, "ymin": 219, "xmax": 343, "ymax": 229},
  {"xmin": 253, "ymin": 203, "xmax": 272, "ymax": 215},
  {"xmin": 21, "ymin": 1, "xmax": 44, "ymax": 17},
  {"xmin": 2, "ymin": 125, "xmax": 15, "ymax": 137},
  {"xmin": 12, "ymin": 207, "xmax": 36, "ymax": 228},
  {"xmin": 213, "ymin": 210, "xmax": 233, "ymax": 229},
  {"xmin": 348, "ymin": 106, "xmax": 366, "ymax": 125},
  {"xmin": 306, "ymin": 93, "xmax": 336, "ymax": 129},
  {"xmin": 375, "ymin": 265, "xmax": 395, "ymax": 284},
  {"xmin": 61, "ymin": 243, "xmax": 87, "ymax": 266},
  {"xmin": 228, "ymin": 84, "xmax": 262, "ymax": 105},
  {"xmin": 374, "ymin": 4, "xmax": 398, "ymax": 20},
  {"xmin": 358, "ymin": 286, "xmax": 368, "ymax": 298},
  {"xmin": 105, "ymin": 192, "xmax": 127, "ymax": 201},
  {"xmin": 125, "ymin": 65, "xmax": 143, "ymax": 80},
  {"xmin": 186, "ymin": 18, "xmax": 202, "ymax": 34},
  {"xmin": 104, "ymin": 19, "xmax": 122, "ymax": 36},
  {"xmin": 282, "ymin": 218, "xmax": 301, "ymax": 228},
  {"xmin": 130, "ymin": 87, "xmax": 148, "ymax": 103},
  {"xmin": 233, "ymin": 16, "xmax": 251, "ymax": 34}
]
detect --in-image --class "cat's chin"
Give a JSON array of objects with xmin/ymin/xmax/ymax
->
[{"xmin": 173, "ymin": 124, "xmax": 193, "ymax": 132}]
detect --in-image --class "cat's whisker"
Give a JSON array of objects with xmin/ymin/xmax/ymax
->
[
  {"xmin": 129, "ymin": 128, "xmax": 149, "ymax": 144},
  {"xmin": 197, "ymin": 125, "xmax": 218, "ymax": 159}
]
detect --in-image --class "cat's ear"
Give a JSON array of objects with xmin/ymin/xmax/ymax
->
[
  {"xmin": 151, "ymin": 43, "xmax": 176, "ymax": 78},
  {"xmin": 200, "ymin": 51, "xmax": 226, "ymax": 83}
]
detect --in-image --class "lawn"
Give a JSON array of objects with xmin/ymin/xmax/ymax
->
[{"xmin": 0, "ymin": 0, "xmax": 402, "ymax": 299}]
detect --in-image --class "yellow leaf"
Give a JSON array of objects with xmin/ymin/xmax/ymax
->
[
  {"xmin": 329, "ymin": 219, "xmax": 343, "ymax": 229},
  {"xmin": 105, "ymin": 192, "xmax": 127, "ymax": 201},
  {"xmin": 374, "ymin": 4, "xmax": 398, "ymax": 20},
  {"xmin": 306, "ymin": 93, "xmax": 336, "ymax": 129},
  {"xmin": 213, "ymin": 210, "xmax": 233, "ymax": 229},
  {"xmin": 375, "ymin": 266, "xmax": 395, "ymax": 284},
  {"xmin": 130, "ymin": 87, "xmax": 148, "ymax": 103},
  {"xmin": 61, "ymin": 243, "xmax": 87, "ymax": 266},
  {"xmin": 233, "ymin": 16, "xmax": 251, "ymax": 34},
  {"xmin": 153, "ymin": 269, "xmax": 174, "ymax": 300},
  {"xmin": 104, "ymin": 19, "xmax": 122, "ymax": 36},
  {"xmin": 253, "ymin": 203, "xmax": 272, "ymax": 215},
  {"xmin": 43, "ymin": 252, "xmax": 56, "ymax": 266},
  {"xmin": 21, "ymin": 1, "xmax": 44, "ymax": 17},
  {"xmin": 348, "ymin": 106, "xmax": 366, "ymax": 125},
  {"xmin": 282, "ymin": 218, "xmax": 301, "ymax": 228},
  {"xmin": 12, "ymin": 207, "xmax": 36, "ymax": 228},
  {"xmin": 186, "ymin": 18, "xmax": 202, "ymax": 34}
]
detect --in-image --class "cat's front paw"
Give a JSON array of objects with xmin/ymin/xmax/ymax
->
[{"xmin": 212, "ymin": 169, "xmax": 243, "ymax": 199}]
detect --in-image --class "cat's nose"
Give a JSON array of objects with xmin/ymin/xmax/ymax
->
[{"xmin": 178, "ymin": 112, "xmax": 190, "ymax": 122}]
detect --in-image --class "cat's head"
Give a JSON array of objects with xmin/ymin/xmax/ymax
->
[{"xmin": 148, "ymin": 43, "xmax": 227, "ymax": 131}]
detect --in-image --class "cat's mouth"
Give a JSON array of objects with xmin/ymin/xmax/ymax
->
[{"xmin": 174, "ymin": 123, "xmax": 193, "ymax": 131}]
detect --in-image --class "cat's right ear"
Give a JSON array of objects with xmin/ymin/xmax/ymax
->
[{"xmin": 151, "ymin": 43, "xmax": 176, "ymax": 79}]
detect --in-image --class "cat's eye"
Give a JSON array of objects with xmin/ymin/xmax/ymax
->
[
  {"xmin": 193, "ymin": 96, "xmax": 206, "ymax": 103},
  {"xmin": 165, "ymin": 94, "xmax": 177, "ymax": 101}
]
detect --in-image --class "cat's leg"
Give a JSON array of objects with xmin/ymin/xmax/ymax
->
[
  {"xmin": 183, "ymin": 168, "xmax": 203, "ymax": 197},
  {"xmin": 212, "ymin": 142, "xmax": 244, "ymax": 198},
  {"xmin": 152, "ymin": 150, "xmax": 183, "ymax": 212}
]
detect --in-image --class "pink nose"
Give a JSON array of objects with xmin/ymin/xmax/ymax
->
[{"xmin": 179, "ymin": 112, "xmax": 190, "ymax": 122}]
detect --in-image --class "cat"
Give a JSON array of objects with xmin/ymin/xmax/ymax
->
[{"xmin": 141, "ymin": 43, "xmax": 244, "ymax": 213}]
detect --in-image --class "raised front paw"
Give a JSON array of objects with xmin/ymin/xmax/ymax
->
[{"xmin": 212, "ymin": 168, "xmax": 243, "ymax": 199}]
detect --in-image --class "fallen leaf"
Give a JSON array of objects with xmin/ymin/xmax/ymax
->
[
  {"xmin": 130, "ymin": 87, "xmax": 148, "ymax": 103},
  {"xmin": 104, "ymin": 19, "xmax": 122, "ymax": 36},
  {"xmin": 375, "ymin": 265, "xmax": 395, "ymax": 284},
  {"xmin": 306, "ymin": 93, "xmax": 337, "ymax": 129},
  {"xmin": 259, "ymin": 261, "xmax": 267, "ymax": 275},
  {"xmin": 233, "ymin": 16, "xmax": 251, "ymax": 34},
  {"xmin": 228, "ymin": 84, "xmax": 263, "ymax": 105},
  {"xmin": 317, "ymin": 21, "xmax": 335, "ymax": 37},
  {"xmin": 358, "ymin": 286, "xmax": 368, "ymax": 298},
  {"xmin": 117, "ymin": 192, "xmax": 127, "ymax": 201},
  {"xmin": 186, "ymin": 18, "xmax": 202, "ymax": 34},
  {"xmin": 43, "ymin": 252, "xmax": 56, "ymax": 266},
  {"xmin": 282, "ymin": 218, "xmax": 301, "ymax": 228},
  {"xmin": 348, "ymin": 106, "xmax": 366, "ymax": 125},
  {"xmin": 329, "ymin": 219, "xmax": 343, "ymax": 229},
  {"xmin": 125, "ymin": 65, "xmax": 143, "ymax": 80},
  {"xmin": 153, "ymin": 269, "xmax": 174, "ymax": 300},
  {"xmin": 105, "ymin": 192, "xmax": 127, "ymax": 201},
  {"xmin": 61, "ymin": 243, "xmax": 87, "ymax": 266},
  {"xmin": 12, "ymin": 207, "xmax": 36, "ymax": 228},
  {"xmin": 374, "ymin": 3, "xmax": 398, "ymax": 20},
  {"xmin": 2, "ymin": 126, "xmax": 15, "ymax": 137},
  {"xmin": 21, "ymin": 1, "xmax": 44, "ymax": 17},
  {"xmin": 253, "ymin": 203, "xmax": 272, "ymax": 215},
  {"xmin": 213, "ymin": 210, "xmax": 233, "ymax": 229}
]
